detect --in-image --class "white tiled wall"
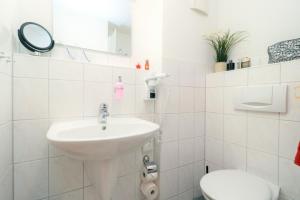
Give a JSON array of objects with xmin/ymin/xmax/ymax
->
[
  {"xmin": 12, "ymin": 53, "xmax": 155, "ymax": 200},
  {"xmin": 12, "ymin": 53, "xmax": 208, "ymax": 200},
  {"xmin": 205, "ymin": 60, "xmax": 300, "ymax": 200},
  {"xmin": 156, "ymin": 57, "xmax": 207, "ymax": 200},
  {"xmin": 0, "ymin": 57, "xmax": 13, "ymax": 200}
]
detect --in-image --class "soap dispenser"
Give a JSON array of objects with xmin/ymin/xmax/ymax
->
[{"xmin": 114, "ymin": 76, "xmax": 124, "ymax": 100}]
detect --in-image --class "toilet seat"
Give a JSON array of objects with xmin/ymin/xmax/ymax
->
[{"xmin": 200, "ymin": 170, "xmax": 279, "ymax": 200}]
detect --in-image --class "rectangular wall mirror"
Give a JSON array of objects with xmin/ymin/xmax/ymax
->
[{"xmin": 53, "ymin": 0, "xmax": 131, "ymax": 56}]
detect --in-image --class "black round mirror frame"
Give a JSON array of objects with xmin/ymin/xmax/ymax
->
[{"xmin": 18, "ymin": 22, "xmax": 55, "ymax": 53}]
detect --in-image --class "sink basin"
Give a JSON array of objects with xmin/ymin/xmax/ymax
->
[
  {"xmin": 47, "ymin": 117, "xmax": 159, "ymax": 200},
  {"xmin": 47, "ymin": 117, "xmax": 159, "ymax": 160}
]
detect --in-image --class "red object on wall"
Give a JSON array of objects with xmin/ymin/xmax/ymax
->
[
  {"xmin": 136, "ymin": 63, "xmax": 141, "ymax": 69},
  {"xmin": 295, "ymin": 142, "xmax": 300, "ymax": 166}
]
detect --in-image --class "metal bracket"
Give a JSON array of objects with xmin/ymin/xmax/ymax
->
[
  {"xmin": 143, "ymin": 155, "xmax": 158, "ymax": 173},
  {"xmin": 143, "ymin": 155, "xmax": 150, "ymax": 165},
  {"xmin": 82, "ymin": 49, "xmax": 91, "ymax": 62},
  {"xmin": 66, "ymin": 47, "xmax": 75, "ymax": 60}
]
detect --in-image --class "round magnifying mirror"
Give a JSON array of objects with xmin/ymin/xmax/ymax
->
[{"xmin": 18, "ymin": 22, "xmax": 55, "ymax": 53}]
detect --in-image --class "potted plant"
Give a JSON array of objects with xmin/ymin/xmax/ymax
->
[{"xmin": 205, "ymin": 31, "xmax": 247, "ymax": 72}]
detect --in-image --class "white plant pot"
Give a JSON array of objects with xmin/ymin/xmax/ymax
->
[{"xmin": 214, "ymin": 62, "xmax": 226, "ymax": 72}]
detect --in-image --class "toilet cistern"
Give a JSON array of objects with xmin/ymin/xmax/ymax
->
[{"xmin": 98, "ymin": 103, "xmax": 109, "ymax": 129}]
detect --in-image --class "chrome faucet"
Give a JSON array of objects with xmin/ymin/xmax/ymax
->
[{"xmin": 98, "ymin": 103, "xmax": 109, "ymax": 125}]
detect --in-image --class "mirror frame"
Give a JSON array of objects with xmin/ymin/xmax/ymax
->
[{"xmin": 18, "ymin": 22, "xmax": 55, "ymax": 53}]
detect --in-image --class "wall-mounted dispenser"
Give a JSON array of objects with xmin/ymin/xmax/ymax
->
[
  {"xmin": 114, "ymin": 76, "xmax": 124, "ymax": 100},
  {"xmin": 144, "ymin": 73, "xmax": 169, "ymax": 100},
  {"xmin": 234, "ymin": 85, "xmax": 287, "ymax": 113}
]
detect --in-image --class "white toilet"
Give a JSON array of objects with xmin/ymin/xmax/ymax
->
[{"xmin": 200, "ymin": 170, "xmax": 280, "ymax": 200}]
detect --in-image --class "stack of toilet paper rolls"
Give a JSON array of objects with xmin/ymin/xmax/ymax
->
[{"xmin": 140, "ymin": 160, "xmax": 159, "ymax": 200}]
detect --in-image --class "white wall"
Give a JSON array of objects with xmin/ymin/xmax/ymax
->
[
  {"xmin": 6, "ymin": 0, "xmax": 300, "ymax": 200},
  {"xmin": 162, "ymin": 0, "xmax": 217, "ymax": 64},
  {"xmin": 12, "ymin": 53, "xmax": 156, "ymax": 200},
  {"xmin": 13, "ymin": 0, "xmax": 163, "ymax": 72},
  {"xmin": 216, "ymin": 0, "xmax": 300, "ymax": 65},
  {"xmin": 0, "ymin": 0, "xmax": 14, "ymax": 199},
  {"xmin": 0, "ymin": 0, "xmax": 16, "ymax": 55},
  {"xmin": 207, "ymin": 4, "xmax": 300, "ymax": 199},
  {"xmin": 205, "ymin": 61, "xmax": 300, "ymax": 200},
  {"xmin": 156, "ymin": 0, "xmax": 218, "ymax": 199},
  {"xmin": 14, "ymin": 0, "xmax": 52, "ymax": 33},
  {"xmin": 131, "ymin": 0, "xmax": 163, "ymax": 71},
  {"xmin": 11, "ymin": 1, "xmax": 214, "ymax": 200},
  {"xmin": 0, "ymin": 57, "xmax": 13, "ymax": 200}
]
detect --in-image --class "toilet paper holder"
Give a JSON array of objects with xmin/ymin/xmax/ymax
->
[
  {"xmin": 141, "ymin": 155, "xmax": 159, "ymax": 200},
  {"xmin": 143, "ymin": 155, "xmax": 158, "ymax": 173}
]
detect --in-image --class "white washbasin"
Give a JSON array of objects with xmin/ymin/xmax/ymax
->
[
  {"xmin": 47, "ymin": 117, "xmax": 159, "ymax": 160},
  {"xmin": 47, "ymin": 117, "xmax": 159, "ymax": 200}
]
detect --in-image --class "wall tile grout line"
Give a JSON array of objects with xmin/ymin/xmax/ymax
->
[
  {"xmin": 11, "ymin": 52, "xmax": 14, "ymax": 200},
  {"xmin": 47, "ymin": 57, "xmax": 50, "ymax": 200}
]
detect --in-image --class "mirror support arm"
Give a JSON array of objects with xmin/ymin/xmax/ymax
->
[
  {"xmin": 66, "ymin": 47, "xmax": 75, "ymax": 60},
  {"xmin": 82, "ymin": 49, "xmax": 90, "ymax": 62}
]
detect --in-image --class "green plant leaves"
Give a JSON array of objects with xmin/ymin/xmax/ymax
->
[{"xmin": 205, "ymin": 31, "xmax": 248, "ymax": 62}]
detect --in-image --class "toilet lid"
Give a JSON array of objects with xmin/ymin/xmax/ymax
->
[{"xmin": 200, "ymin": 170, "xmax": 272, "ymax": 200}]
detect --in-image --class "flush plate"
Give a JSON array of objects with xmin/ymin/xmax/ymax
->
[{"xmin": 234, "ymin": 85, "xmax": 287, "ymax": 113}]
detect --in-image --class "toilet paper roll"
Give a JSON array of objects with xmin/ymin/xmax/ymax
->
[
  {"xmin": 141, "ymin": 170, "xmax": 158, "ymax": 183},
  {"xmin": 141, "ymin": 182, "xmax": 159, "ymax": 200}
]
